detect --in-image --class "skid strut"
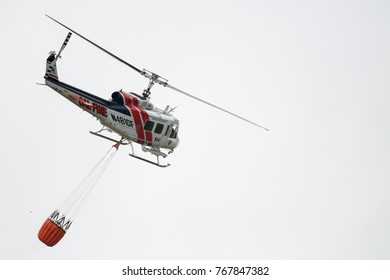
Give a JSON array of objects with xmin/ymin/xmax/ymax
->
[{"xmin": 90, "ymin": 128, "xmax": 170, "ymax": 168}]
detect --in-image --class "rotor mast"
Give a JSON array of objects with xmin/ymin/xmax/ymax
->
[{"xmin": 140, "ymin": 69, "xmax": 168, "ymax": 99}]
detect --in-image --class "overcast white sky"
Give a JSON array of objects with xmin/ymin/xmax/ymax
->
[{"xmin": 0, "ymin": 0, "xmax": 389, "ymax": 260}]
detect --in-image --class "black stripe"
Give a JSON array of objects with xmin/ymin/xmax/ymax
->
[{"xmin": 46, "ymin": 77, "xmax": 131, "ymax": 116}]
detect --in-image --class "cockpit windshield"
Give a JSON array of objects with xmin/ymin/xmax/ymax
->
[{"xmin": 169, "ymin": 123, "xmax": 179, "ymax": 139}]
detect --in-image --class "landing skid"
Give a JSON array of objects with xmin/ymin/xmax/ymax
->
[
  {"xmin": 128, "ymin": 142, "xmax": 171, "ymax": 168},
  {"xmin": 90, "ymin": 127, "xmax": 171, "ymax": 168},
  {"xmin": 129, "ymin": 154, "xmax": 171, "ymax": 168},
  {"xmin": 89, "ymin": 130, "xmax": 129, "ymax": 144}
]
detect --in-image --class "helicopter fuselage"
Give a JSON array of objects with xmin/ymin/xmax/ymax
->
[{"xmin": 44, "ymin": 54, "xmax": 179, "ymax": 154}]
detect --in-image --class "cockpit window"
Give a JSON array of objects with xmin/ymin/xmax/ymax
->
[
  {"xmin": 169, "ymin": 123, "xmax": 178, "ymax": 139},
  {"xmin": 154, "ymin": 123, "xmax": 164, "ymax": 134}
]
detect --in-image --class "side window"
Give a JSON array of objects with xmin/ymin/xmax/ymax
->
[
  {"xmin": 144, "ymin": 120, "xmax": 154, "ymax": 131},
  {"xmin": 154, "ymin": 123, "xmax": 164, "ymax": 134}
]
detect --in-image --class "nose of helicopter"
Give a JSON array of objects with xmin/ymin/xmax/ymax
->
[{"xmin": 166, "ymin": 137, "xmax": 179, "ymax": 150}]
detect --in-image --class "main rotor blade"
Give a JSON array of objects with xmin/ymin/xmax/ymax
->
[
  {"xmin": 45, "ymin": 14, "xmax": 143, "ymax": 74},
  {"xmin": 46, "ymin": 15, "xmax": 269, "ymax": 131},
  {"xmin": 166, "ymin": 84, "xmax": 269, "ymax": 131}
]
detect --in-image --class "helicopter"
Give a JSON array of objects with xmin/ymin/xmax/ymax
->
[{"xmin": 42, "ymin": 15, "xmax": 269, "ymax": 167}]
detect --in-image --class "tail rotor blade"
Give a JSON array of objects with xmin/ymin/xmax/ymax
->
[
  {"xmin": 57, "ymin": 32, "xmax": 72, "ymax": 59},
  {"xmin": 166, "ymin": 84, "xmax": 269, "ymax": 131}
]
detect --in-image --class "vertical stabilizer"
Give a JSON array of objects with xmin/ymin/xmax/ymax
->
[
  {"xmin": 45, "ymin": 51, "xmax": 59, "ymax": 79},
  {"xmin": 45, "ymin": 32, "xmax": 72, "ymax": 80}
]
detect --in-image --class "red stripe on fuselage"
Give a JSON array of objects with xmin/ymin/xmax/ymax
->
[
  {"xmin": 120, "ymin": 90, "xmax": 152, "ymax": 146},
  {"xmin": 139, "ymin": 108, "xmax": 152, "ymax": 146},
  {"xmin": 47, "ymin": 74, "xmax": 58, "ymax": 80},
  {"xmin": 131, "ymin": 106, "xmax": 146, "ymax": 145}
]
